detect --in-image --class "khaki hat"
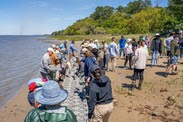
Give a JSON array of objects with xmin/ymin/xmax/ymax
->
[
  {"xmin": 51, "ymin": 44, "xmax": 57, "ymax": 48},
  {"xmin": 81, "ymin": 43, "xmax": 88, "ymax": 48}
]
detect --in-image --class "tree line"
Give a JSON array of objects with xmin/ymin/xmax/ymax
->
[{"xmin": 51, "ymin": 0, "xmax": 183, "ymax": 36}]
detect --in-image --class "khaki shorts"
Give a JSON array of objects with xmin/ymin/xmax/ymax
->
[{"xmin": 91, "ymin": 102, "xmax": 113, "ymax": 122}]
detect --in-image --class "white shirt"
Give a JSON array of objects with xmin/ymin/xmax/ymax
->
[
  {"xmin": 134, "ymin": 47, "xmax": 149, "ymax": 69},
  {"xmin": 125, "ymin": 43, "xmax": 133, "ymax": 54}
]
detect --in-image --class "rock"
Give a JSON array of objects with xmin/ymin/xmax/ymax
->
[
  {"xmin": 160, "ymin": 88, "xmax": 168, "ymax": 92},
  {"xmin": 152, "ymin": 112, "xmax": 158, "ymax": 117},
  {"xmin": 145, "ymin": 105, "xmax": 151, "ymax": 110}
]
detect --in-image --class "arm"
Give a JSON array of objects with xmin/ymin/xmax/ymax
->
[
  {"xmin": 159, "ymin": 40, "xmax": 162, "ymax": 53},
  {"xmin": 87, "ymin": 89, "xmax": 97, "ymax": 119},
  {"xmin": 115, "ymin": 44, "xmax": 119, "ymax": 55}
]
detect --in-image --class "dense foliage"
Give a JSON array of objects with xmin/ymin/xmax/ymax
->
[{"xmin": 51, "ymin": 0, "xmax": 183, "ymax": 36}]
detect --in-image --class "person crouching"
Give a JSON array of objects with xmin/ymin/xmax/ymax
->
[{"xmin": 88, "ymin": 65, "xmax": 113, "ymax": 122}]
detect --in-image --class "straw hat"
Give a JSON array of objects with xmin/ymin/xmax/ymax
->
[
  {"xmin": 81, "ymin": 43, "xmax": 88, "ymax": 48},
  {"xmin": 127, "ymin": 38, "xmax": 132, "ymax": 43}
]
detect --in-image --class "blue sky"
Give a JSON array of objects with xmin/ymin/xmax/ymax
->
[{"xmin": 0, "ymin": 0, "xmax": 168, "ymax": 35}]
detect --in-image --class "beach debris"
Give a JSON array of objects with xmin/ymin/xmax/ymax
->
[
  {"xmin": 160, "ymin": 88, "xmax": 168, "ymax": 92},
  {"xmin": 167, "ymin": 96, "xmax": 176, "ymax": 105},
  {"xmin": 151, "ymin": 112, "xmax": 158, "ymax": 117}
]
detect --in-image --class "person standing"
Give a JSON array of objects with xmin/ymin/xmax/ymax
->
[
  {"xmin": 40, "ymin": 48, "xmax": 55, "ymax": 80},
  {"xmin": 25, "ymin": 80, "xmax": 77, "ymax": 122},
  {"xmin": 69, "ymin": 40, "xmax": 78, "ymax": 59},
  {"xmin": 164, "ymin": 32, "xmax": 175, "ymax": 65},
  {"xmin": 118, "ymin": 36, "xmax": 126, "ymax": 59},
  {"xmin": 151, "ymin": 33, "xmax": 162, "ymax": 67},
  {"xmin": 108, "ymin": 37, "xmax": 119, "ymax": 72},
  {"xmin": 131, "ymin": 41, "xmax": 149, "ymax": 90},
  {"xmin": 145, "ymin": 35, "xmax": 151, "ymax": 52},
  {"xmin": 102, "ymin": 40, "xmax": 110, "ymax": 71},
  {"xmin": 178, "ymin": 30, "xmax": 183, "ymax": 59},
  {"xmin": 124, "ymin": 38, "xmax": 133, "ymax": 69},
  {"xmin": 165, "ymin": 35, "xmax": 180, "ymax": 77},
  {"xmin": 88, "ymin": 65, "xmax": 113, "ymax": 122},
  {"xmin": 132, "ymin": 38, "xmax": 137, "ymax": 53}
]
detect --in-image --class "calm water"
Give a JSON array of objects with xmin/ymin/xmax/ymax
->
[{"xmin": 0, "ymin": 35, "xmax": 50, "ymax": 107}]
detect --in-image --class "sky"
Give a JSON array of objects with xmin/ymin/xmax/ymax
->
[{"xmin": 0, "ymin": 0, "xmax": 168, "ymax": 35}]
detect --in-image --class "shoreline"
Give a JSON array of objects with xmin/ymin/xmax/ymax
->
[{"xmin": 1, "ymin": 39, "xmax": 183, "ymax": 122}]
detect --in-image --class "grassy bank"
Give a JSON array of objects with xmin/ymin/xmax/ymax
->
[
  {"xmin": 51, "ymin": 34, "xmax": 167, "ymax": 54},
  {"xmin": 51, "ymin": 34, "xmax": 155, "ymax": 44}
]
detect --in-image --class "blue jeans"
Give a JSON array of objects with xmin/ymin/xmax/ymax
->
[
  {"xmin": 180, "ymin": 47, "xmax": 183, "ymax": 59},
  {"xmin": 151, "ymin": 51, "xmax": 159, "ymax": 66},
  {"xmin": 119, "ymin": 47, "xmax": 125, "ymax": 57}
]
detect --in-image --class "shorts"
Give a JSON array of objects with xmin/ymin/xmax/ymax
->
[{"xmin": 170, "ymin": 56, "xmax": 178, "ymax": 64}]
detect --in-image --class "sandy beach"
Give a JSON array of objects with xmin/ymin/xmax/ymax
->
[{"xmin": 0, "ymin": 40, "xmax": 183, "ymax": 122}]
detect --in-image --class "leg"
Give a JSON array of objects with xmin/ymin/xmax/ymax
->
[
  {"xmin": 138, "ymin": 69, "xmax": 144, "ymax": 90},
  {"xmin": 124, "ymin": 55, "xmax": 128, "ymax": 67},
  {"xmin": 131, "ymin": 68, "xmax": 138, "ymax": 90},
  {"xmin": 106, "ymin": 54, "xmax": 110, "ymax": 71},
  {"xmin": 119, "ymin": 48, "xmax": 122, "ymax": 58},
  {"xmin": 129, "ymin": 54, "xmax": 132, "ymax": 69},
  {"xmin": 151, "ymin": 51, "xmax": 155, "ymax": 66},
  {"xmin": 103, "ymin": 102, "xmax": 114, "ymax": 122},
  {"xmin": 103, "ymin": 54, "xmax": 106, "ymax": 68},
  {"xmin": 113, "ymin": 57, "xmax": 116, "ymax": 71},
  {"xmin": 40, "ymin": 72, "xmax": 51, "ymax": 80},
  {"xmin": 155, "ymin": 51, "xmax": 159, "ymax": 66}
]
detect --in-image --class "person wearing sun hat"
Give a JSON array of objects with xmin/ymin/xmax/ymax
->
[
  {"xmin": 25, "ymin": 80, "xmax": 77, "ymax": 122},
  {"xmin": 124, "ymin": 38, "xmax": 133, "ymax": 69}
]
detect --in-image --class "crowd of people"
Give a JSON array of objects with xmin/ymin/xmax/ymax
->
[{"xmin": 24, "ymin": 30, "xmax": 183, "ymax": 122}]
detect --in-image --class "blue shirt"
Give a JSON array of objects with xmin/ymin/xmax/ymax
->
[
  {"xmin": 166, "ymin": 36, "xmax": 173, "ymax": 51},
  {"xmin": 119, "ymin": 38, "xmax": 126, "ymax": 48},
  {"xmin": 108, "ymin": 42, "xmax": 119, "ymax": 57},
  {"xmin": 69, "ymin": 43, "xmax": 77, "ymax": 53},
  {"xmin": 84, "ymin": 56, "xmax": 96, "ymax": 77}
]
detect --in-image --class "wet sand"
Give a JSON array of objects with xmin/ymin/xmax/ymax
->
[{"xmin": 0, "ymin": 41, "xmax": 183, "ymax": 122}]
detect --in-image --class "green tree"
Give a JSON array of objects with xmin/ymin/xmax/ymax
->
[
  {"xmin": 126, "ymin": 0, "xmax": 152, "ymax": 14},
  {"xmin": 90, "ymin": 6, "xmax": 114, "ymax": 24},
  {"xmin": 116, "ymin": 6, "xmax": 125, "ymax": 13},
  {"xmin": 168, "ymin": 0, "xmax": 183, "ymax": 23}
]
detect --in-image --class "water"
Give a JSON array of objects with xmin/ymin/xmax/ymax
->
[{"xmin": 0, "ymin": 35, "xmax": 50, "ymax": 107}]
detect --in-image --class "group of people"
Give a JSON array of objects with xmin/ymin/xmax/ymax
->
[
  {"xmin": 24, "ymin": 30, "xmax": 183, "ymax": 122},
  {"xmin": 25, "ymin": 38, "xmax": 114, "ymax": 122}
]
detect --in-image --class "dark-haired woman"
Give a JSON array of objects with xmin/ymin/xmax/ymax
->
[
  {"xmin": 87, "ymin": 65, "xmax": 113, "ymax": 122},
  {"xmin": 131, "ymin": 41, "xmax": 149, "ymax": 90}
]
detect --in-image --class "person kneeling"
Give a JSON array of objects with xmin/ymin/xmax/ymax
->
[
  {"xmin": 88, "ymin": 65, "xmax": 113, "ymax": 122},
  {"xmin": 25, "ymin": 80, "xmax": 77, "ymax": 122}
]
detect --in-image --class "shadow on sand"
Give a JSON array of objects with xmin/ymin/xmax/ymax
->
[
  {"xmin": 125, "ymin": 75, "xmax": 133, "ymax": 80},
  {"xmin": 121, "ymin": 83, "xmax": 132, "ymax": 89},
  {"xmin": 155, "ymin": 72, "xmax": 166, "ymax": 77}
]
